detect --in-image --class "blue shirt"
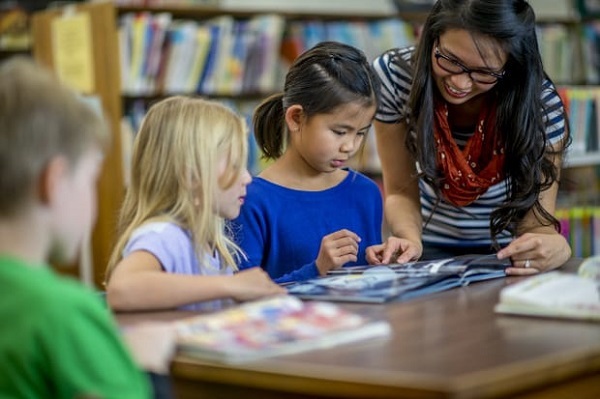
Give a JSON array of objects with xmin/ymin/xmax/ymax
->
[{"xmin": 232, "ymin": 170, "xmax": 383, "ymax": 283}]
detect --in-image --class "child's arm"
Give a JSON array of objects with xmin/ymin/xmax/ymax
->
[
  {"xmin": 272, "ymin": 262, "xmax": 320, "ymax": 284},
  {"xmin": 106, "ymin": 251, "xmax": 284, "ymax": 311},
  {"xmin": 268, "ymin": 229, "xmax": 360, "ymax": 284},
  {"xmin": 272, "ymin": 229, "xmax": 362, "ymax": 283}
]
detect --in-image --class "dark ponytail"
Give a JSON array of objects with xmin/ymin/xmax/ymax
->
[{"xmin": 253, "ymin": 93, "xmax": 286, "ymax": 159}]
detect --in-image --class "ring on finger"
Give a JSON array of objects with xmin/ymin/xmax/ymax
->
[{"xmin": 524, "ymin": 259, "xmax": 531, "ymax": 268}]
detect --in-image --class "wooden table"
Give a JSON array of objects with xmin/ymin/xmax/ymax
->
[{"xmin": 116, "ymin": 259, "xmax": 600, "ymax": 399}]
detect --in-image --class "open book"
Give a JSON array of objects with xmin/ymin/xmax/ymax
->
[
  {"xmin": 173, "ymin": 295, "xmax": 390, "ymax": 363},
  {"xmin": 495, "ymin": 262, "xmax": 600, "ymax": 321},
  {"xmin": 286, "ymin": 254, "xmax": 510, "ymax": 303}
]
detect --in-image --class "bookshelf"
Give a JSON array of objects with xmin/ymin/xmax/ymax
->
[
  {"xmin": 528, "ymin": 0, "xmax": 600, "ymax": 256},
  {"xmin": 115, "ymin": 0, "xmax": 424, "ymax": 175},
  {"xmin": 0, "ymin": 4, "xmax": 32, "ymax": 61},
  {"xmin": 115, "ymin": 4, "xmax": 420, "ymax": 95},
  {"xmin": 31, "ymin": 1, "xmax": 124, "ymax": 287}
]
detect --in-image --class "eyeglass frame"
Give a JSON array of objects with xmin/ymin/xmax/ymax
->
[{"xmin": 433, "ymin": 46, "xmax": 505, "ymax": 84}]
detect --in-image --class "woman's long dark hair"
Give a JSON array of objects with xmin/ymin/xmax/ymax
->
[
  {"xmin": 400, "ymin": 0, "xmax": 570, "ymax": 244},
  {"xmin": 254, "ymin": 41, "xmax": 380, "ymax": 159}
]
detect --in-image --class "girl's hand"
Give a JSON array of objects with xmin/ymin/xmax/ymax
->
[
  {"xmin": 497, "ymin": 232, "xmax": 572, "ymax": 275},
  {"xmin": 366, "ymin": 236, "xmax": 422, "ymax": 264},
  {"xmin": 229, "ymin": 268, "xmax": 286, "ymax": 301},
  {"xmin": 315, "ymin": 229, "xmax": 361, "ymax": 275}
]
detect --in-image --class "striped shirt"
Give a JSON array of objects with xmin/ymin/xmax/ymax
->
[{"xmin": 373, "ymin": 47, "xmax": 566, "ymax": 248}]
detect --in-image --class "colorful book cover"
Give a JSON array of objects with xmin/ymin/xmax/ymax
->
[
  {"xmin": 145, "ymin": 12, "xmax": 171, "ymax": 93},
  {"xmin": 199, "ymin": 15, "xmax": 234, "ymax": 94},
  {"xmin": 186, "ymin": 24, "xmax": 212, "ymax": 92},
  {"xmin": 197, "ymin": 22, "xmax": 222, "ymax": 94},
  {"xmin": 129, "ymin": 12, "xmax": 150, "ymax": 93},
  {"xmin": 174, "ymin": 295, "xmax": 390, "ymax": 363}
]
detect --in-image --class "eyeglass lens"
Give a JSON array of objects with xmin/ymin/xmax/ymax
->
[{"xmin": 435, "ymin": 49, "xmax": 500, "ymax": 84}]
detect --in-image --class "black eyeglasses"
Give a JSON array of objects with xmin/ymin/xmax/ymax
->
[{"xmin": 434, "ymin": 46, "xmax": 504, "ymax": 84}]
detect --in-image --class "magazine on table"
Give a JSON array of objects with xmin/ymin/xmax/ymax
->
[
  {"xmin": 173, "ymin": 295, "xmax": 391, "ymax": 363},
  {"xmin": 495, "ymin": 256, "xmax": 600, "ymax": 322},
  {"xmin": 286, "ymin": 254, "xmax": 511, "ymax": 303}
]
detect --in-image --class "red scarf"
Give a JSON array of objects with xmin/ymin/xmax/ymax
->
[{"xmin": 434, "ymin": 99, "xmax": 505, "ymax": 206}]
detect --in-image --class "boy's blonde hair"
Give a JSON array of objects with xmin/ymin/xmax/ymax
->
[
  {"xmin": 106, "ymin": 96, "xmax": 248, "ymax": 280},
  {"xmin": 0, "ymin": 57, "xmax": 108, "ymax": 216}
]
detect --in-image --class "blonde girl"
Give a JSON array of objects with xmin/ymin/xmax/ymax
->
[{"xmin": 106, "ymin": 96, "xmax": 284, "ymax": 311}]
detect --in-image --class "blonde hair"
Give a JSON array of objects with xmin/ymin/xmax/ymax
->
[
  {"xmin": 106, "ymin": 96, "xmax": 248, "ymax": 281},
  {"xmin": 0, "ymin": 57, "xmax": 108, "ymax": 216}
]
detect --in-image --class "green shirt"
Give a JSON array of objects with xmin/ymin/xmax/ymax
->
[{"xmin": 0, "ymin": 255, "xmax": 150, "ymax": 399}]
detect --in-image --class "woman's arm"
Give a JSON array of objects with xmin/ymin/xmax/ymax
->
[
  {"xmin": 497, "ymin": 141, "xmax": 571, "ymax": 273},
  {"xmin": 366, "ymin": 120, "xmax": 423, "ymax": 264}
]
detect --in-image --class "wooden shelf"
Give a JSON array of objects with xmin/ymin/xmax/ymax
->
[
  {"xmin": 32, "ymin": 1, "xmax": 125, "ymax": 288},
  {"xmin": 116, "ymin": 5, "xmax": 408, "ymax": 20},
  {"xmin": 0, "ymin": 48, "xmax": 31, "ymax": 60},
  {"xmin": 564, "ymin": 152, "xmax": 600, "ymax": 168},
  {"xmin": 122, "ymin": 92, "xmax": 269, "ymax": 102}
]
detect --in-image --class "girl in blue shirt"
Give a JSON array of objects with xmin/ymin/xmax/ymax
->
[{"xmin": 233, "ymin": 41, "xmax": 384, "ymax": 283}]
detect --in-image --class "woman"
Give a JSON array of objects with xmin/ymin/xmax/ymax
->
[{"xmin": 366, "ymin": 0, "xmax": 571, "ymax": 275}]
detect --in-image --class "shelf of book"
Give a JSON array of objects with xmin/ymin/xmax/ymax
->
[
  {"xmin": 115, "ymin": 2, "xmax": 423, "ymax": 175},
  {"xmin": 115, "ymin": 0, "xmax": 416, "ymax": 19},
  {"xmin": 555, "ymin": 206, "xmax": 600, "ymax": 258},
  {"xmin": 564, "ymin": 151, "xmax": 600, "ymax": 168},
  {"xmin": 116, "ymin": 5, "xmax": 417, "ymax": 21},
  {"xmin": 558, "ymin": 86, "xmax": 600, "ymax": 167},
  {"xmin": 116, "ymin": 11, "xmax": 419, "ymax": 97}
]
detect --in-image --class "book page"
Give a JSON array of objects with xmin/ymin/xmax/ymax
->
[{"xmin": 495, "ymin": 272, "xmax": 600, "ymax": 321}]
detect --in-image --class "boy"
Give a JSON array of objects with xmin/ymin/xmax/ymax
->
[{"xmin": 0, "ymin": 58, "xmax": 150, "ymax": 398}]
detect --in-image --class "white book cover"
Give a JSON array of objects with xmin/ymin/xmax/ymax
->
[{"xmin": 495, "ymin": 270, "xmax": 600, "ymax": 321}]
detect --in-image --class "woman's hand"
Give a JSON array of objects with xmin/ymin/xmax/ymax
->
[
  {"xmin": 366, "ymin": 236, "xmax": 422, "ymax": 265},
  {"xmin": 497, "ymin": 232, "xmax": 571, "ymax": 275}
]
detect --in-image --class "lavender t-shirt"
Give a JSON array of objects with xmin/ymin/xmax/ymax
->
[{"xmin": 123, "ymin": 221, "xmax": 233, "ymax": 311}]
